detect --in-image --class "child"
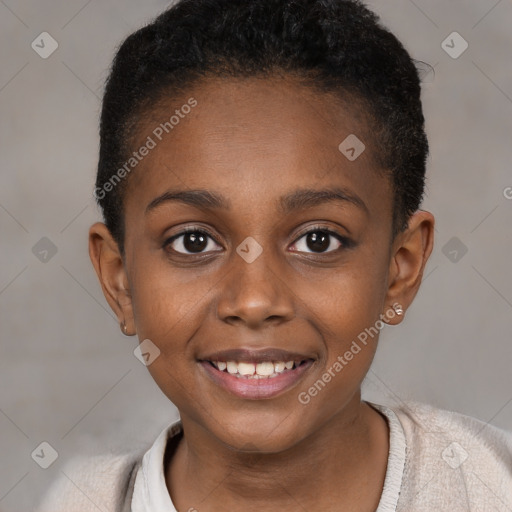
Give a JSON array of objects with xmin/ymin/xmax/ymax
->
[{"xmin": 38, "ymin": 0, "xmax": 512, "ymax": 510}]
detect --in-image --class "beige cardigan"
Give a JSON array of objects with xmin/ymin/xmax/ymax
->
[{"xmin": 36, "ymin": 401, "xmax": 512, "ymax": 511}]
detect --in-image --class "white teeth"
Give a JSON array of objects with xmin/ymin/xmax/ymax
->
[
  {"xmin": 226, "ymin": 361, "xmax": 238, "ymax": 374},
  {"xmin": 274, "ymin": 362, "xmax": 286, "ymax": 373},
  {"xmin": 238, "ymin": 362, "xmax": 256, "ymax": 376},
  {"xmin": 212, "ymin": 360, "xmax": 297, "ymax": 378},
  {"xmin": 256, "ymin": 362, "xmax": 274, "ymax": 376}
]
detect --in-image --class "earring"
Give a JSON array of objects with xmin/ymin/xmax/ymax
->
[{"xmin": 393, "ymin": 303, "xmax": 404, "ymax": 316}]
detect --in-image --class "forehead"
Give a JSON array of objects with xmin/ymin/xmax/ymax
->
[{"xmin": 125, "ymin": 76, "xmax": 390, "ymax": 220}]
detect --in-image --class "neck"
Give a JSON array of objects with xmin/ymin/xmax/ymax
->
[{"xmin": 166, "ymin": 397, "xmax": 389, "ymax": 512}]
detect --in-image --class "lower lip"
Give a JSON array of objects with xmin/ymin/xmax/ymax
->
[{"xmin": 199, "ymin": 360, "xmax": 314, "ymax": 400}]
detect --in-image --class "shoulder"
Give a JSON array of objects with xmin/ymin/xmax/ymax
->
[
  {"xmin": 382, "ymin": 400, "xmax": 512, "ymax": 511},
  {"xmin": 36, "ymin": 449, "xmax": 144, "ymax": 512},
  {"xmin": 391, "ymin": 400, "xmax": 512, "ymax": 459}
]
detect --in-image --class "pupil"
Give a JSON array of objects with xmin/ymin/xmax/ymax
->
[
  {"xmin": 307, "ymin": 231, "xmax": 329, "ymax": 252},
  {"xmin": 184, "ymin": 232, "xmax": 207, "ymax": 252}
]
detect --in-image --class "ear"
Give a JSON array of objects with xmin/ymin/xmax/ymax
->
[
  {"xmin": 88, "ymin": 222, "xmax": 135, "ymax": 335},
  {"xmin": 383, "ymin": 210, "xmax": 435, "ymax": 325}
]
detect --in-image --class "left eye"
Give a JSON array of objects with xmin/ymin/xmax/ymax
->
[{"xmin": 291, "ymin": 229, "xmax": 344, "ymax": 254}]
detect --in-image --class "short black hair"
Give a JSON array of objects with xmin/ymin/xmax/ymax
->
[{"xmin": 95, "ymin": 0, "xmax": 430, "ymax": 255}]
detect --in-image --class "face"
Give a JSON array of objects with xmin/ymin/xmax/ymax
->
[{"xmin": 90, "ymin": 76, "xmax": 434, "ymax": 453}]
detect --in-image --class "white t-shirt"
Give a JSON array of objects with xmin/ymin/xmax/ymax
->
[{"xmin": 37, "ymin": 400, "xmax": 512, "ymax": 511}]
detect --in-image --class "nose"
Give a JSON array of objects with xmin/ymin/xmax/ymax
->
[{"xmin": 216, "ymin": 249, "xmax": 294, "ymax": 329}]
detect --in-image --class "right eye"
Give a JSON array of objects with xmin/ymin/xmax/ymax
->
[{"xmin": 164, "ymin": 228, "xmax": 223, "ymax": 255}]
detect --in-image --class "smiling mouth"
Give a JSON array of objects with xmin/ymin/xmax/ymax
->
[
  {"xmin": 198, "ymin": 348, "xmax": 316, "ymax": 399},
  {"xmin": 207, "ymin": 359, "xmax": 312, "ymax": 379}
]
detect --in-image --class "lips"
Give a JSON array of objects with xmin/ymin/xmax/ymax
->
[{"xmin": 198, "ymin": 348, "xmax": 315, "ymax": 399}]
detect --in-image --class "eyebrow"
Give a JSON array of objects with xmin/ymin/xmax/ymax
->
[{"xmin": 145, "ymin": 186, "xmax": 368, "ymax": 215}]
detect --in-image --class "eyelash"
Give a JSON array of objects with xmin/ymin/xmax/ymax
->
[{"xmin": 163, "ymin": 225, "xmax": 352, "ymax": 256}]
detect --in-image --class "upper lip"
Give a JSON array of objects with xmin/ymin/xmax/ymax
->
[{"xmin": 198, "ymin": 348, "xmax": 315, "ymax": 363}]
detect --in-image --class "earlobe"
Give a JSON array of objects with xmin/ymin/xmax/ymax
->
[
  {"xmin": 88, "ymin": 222, "xmax": 135, "ymax": 334},
  {"xmin": 384, "ymin": 210, "xmax": 435, "ymax": 325}
]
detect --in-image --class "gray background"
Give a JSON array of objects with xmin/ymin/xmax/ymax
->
[{"xmin": 1, "ymin": 0, "xmax": 511, "ymax": 510}]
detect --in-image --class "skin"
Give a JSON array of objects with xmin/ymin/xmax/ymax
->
[{"xmin": 89, "ymin": 76, "xmax": 434, "ymax": 511}]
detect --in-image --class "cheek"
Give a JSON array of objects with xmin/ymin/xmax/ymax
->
[
  {"xmin": 295, "ymin": 256, "xmax": 390, "ymax": 383},
  {"xmin": 292, "ymin": 269, "xmax": 387, "ymax": 418},
  {"xmin": 301, "ymin": 262, "xmax": 387, "ymax": 336},
  {"xmin": 129, "ymin": 257, "xmax": 207, "ymax": 350},
  {"xmin": 128, "ymin": 260, "xmax": 208, "ymax": 407}
]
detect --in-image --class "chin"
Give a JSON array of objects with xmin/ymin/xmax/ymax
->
[{"xmin": 210, "ymin": 411, "xmax": 308, "ymax": 454}]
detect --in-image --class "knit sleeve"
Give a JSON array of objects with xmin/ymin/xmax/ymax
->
[
  {"xmin": 36, "ymin": 451, "xmax": 143, "ymax": 512},
  {"xmin": 393, "ymin": 401, "xmax": 512, "ymax": 511}
]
